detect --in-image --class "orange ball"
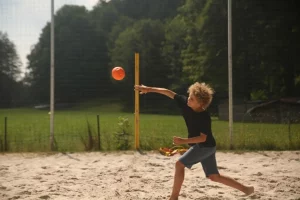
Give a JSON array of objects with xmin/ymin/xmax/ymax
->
[{"xmin": 112, "ymin": 66, "xmax": 125, "ymax": 80}]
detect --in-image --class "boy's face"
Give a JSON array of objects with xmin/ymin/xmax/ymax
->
[{"xmin": 187, "ymin": 93, "xmax": 203, "ymax": 111}]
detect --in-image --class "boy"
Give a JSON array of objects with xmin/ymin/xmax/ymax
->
[{"xmin": 134, "ymin": 82, "xmax": 254, "ymax": 200}]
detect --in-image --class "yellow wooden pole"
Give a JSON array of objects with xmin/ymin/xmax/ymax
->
[{"xmin": 134, "ymin": 53, "xmax": 140, "ymax": 150}]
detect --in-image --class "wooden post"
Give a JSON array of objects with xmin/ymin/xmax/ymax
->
[
  {"xmin": 97, "ymin": 115, "xmax": 101, "ymax": 150},
  {"xmin": 134, "ymin": 53, "xmax": 140, "ymax": 150},
  {"xmin": 4, "ymin": 117, "xmax": 7, "ymax": 151}
]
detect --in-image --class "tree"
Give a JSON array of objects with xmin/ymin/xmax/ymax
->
[
  {"xmin": 110, "ymin": 19, "xmax": 168, "ymax": 110},
  {"xmin": 162, "ymin": 16, "xmax": 188, "ymax": 92},
  {"xmin": 177, "ymin": 0, "xmax": 300, "ymax": 101},
  {"xmin": 26, "ymin": 24, "xmax": 51, "ymax": 103},
  {"xmin": 232, "ymin": 0, "xmax": 300, "ymax": 99},
  {"xmin": 108, "ymin": 0, "xmax": 184, "ymax": 20},
  {"xmin": 0, "ymin": 32, "xmax": 22, "ymax": 107},
  {"xmin": 27, "ymin": 5, "xmax": 110, "ymax": 103},
  {"xmin": 0, "ymin": 32, "xmax": 21, "ymax": 80},
  {"xmin": 178, "ymin": 0, "xmax": 227, "ymax": 91}
]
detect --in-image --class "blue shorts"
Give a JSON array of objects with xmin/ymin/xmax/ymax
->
[{"xmin": 179, "ymin": 144, "xmax": 219, "ymax": 177}]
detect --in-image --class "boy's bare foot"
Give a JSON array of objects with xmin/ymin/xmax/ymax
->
[{"xmin": 244, "ymin": 186, "xmax": 254, "ymax": 196}]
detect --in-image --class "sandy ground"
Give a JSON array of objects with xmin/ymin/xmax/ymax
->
[{"xmin": 0, "ymin": 151, "xmax": 299, "ymax": 200}]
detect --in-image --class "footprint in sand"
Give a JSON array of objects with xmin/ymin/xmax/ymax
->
[
  {"xmin": 289, "ymin": 158, "xmax": 300, "ymax": 162},
  {"xmin": 268, "ymin": 179, "xmax": 277, "ymax": 183},
  {"xmin": 247, "ymin": 194, "xmax": 260, "ymax": 199},
  {"xmin": 18, "ymin": 191, "xmax": 31, "ymax": 195},
  {"xmin": 207, "ymin": 185, "xmax": 221, "ymax": 189},
  {"xmin": 147, "ymin": 162, "xmax": 164, "ymax": 167},
  {"xmin": 10, "ymin": 195, "xmax": 21, "ymax": 199},
  {"xmin": 155, "ymin": 156, "xmax": 170, "ymax": 160},
  {"xmin": 129, "ymin": 175, "xmax": 142, "ymax": 178},
  {"xmin": 218, "ymin": 166, "xmax": 227, "ymax": 170},
  {"xmin": 0, "ymin": 186, "xmax": 7, "ymax": 190},
  {"xmin": 262, "ymin": 164, "xmax": 271, "ymax": 167},
  {"xmin": 125, "ymin": 188, "xmax": 147, "ymax": 193},
  {"xmin": 0, "ymin": 166, "xmax": 9, "ymax": 171},
  {"xmin": 180, "ymin": 193, "xmax": 188, "ymax": 197},
  {"xmin": 117, "ymin": 167, "xmax": 126, "ymax": 172},
  {"xmin": 115, "ymin": 177, "xmax": 122, "ymax": 182},
  {"xmin": 275, "ymin": 189, "xmax": 284, "ymax": 192},
  {"xmin": 253, "ymin": 172, "xmax": 263, "ymax": 176},
  {"xmin": 141, "ymin": 178, "xmax": 151, "ymax": 184},
  {"xmin": 33, "ymin": 175, "xmax": 42, "ymax": 180},
  {"xmin": 191, "ymin": 188, "xmax": 204, "ymax": 193},
  {"xmin": 39, "ymin": 195, "xmax": 51, "ymax": 199}
]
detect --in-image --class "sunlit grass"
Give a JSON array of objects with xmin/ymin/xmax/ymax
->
[{"xmin": 0, "ymin": 107, "xmax": 299, "ymax": 152}]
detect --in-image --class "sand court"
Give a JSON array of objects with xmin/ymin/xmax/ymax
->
[{"xmin": 0, "ymin": 151, "xmax": 299, "ymax": 200}]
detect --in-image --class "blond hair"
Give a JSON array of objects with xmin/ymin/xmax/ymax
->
[{"xmin": 187, "ymin": 82, "xmax": 214, "ymax": 109}]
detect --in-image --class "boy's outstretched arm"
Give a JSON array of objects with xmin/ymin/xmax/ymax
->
[{"xmin": 134, "ymin": 85, "xmax": 176, "ymax": 99}]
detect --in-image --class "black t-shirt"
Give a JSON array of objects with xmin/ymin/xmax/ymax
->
[{"xmin": 174, "ymin": 94, "xmax": 216, "ymax": 147}]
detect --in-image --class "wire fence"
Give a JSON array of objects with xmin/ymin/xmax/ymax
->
[
  {"xmin": 1, "ymin": 112, "xmax": 299, "ymax": 152},
  {"xmin": 0, "ymin": 0, "xmax": 299, "ymax": 152}
]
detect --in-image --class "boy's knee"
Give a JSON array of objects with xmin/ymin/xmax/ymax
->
[
  {"xmin": 208, "ymin": 174, "xmax": 220, "ymax": 182},
  {"xmin": 175, "ymin": 160, "xmax": 185, "ymax": 169}
]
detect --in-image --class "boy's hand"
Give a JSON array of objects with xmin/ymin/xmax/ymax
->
[
  {"xmin": 134, "ymin": 84, "xmax": 149, "ymax": 94},
  {"xmin": 173, "ymin": 136, "xmax": 185, "ymax": 145}
]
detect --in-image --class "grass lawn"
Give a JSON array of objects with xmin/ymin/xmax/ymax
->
[{"xmin": 0, "ymin": 104, "xmax": 299, "ymax": 152}]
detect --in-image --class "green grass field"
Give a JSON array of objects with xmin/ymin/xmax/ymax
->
[{"xmin": 0, "ymin": 104, "xmax": 299, "ymax": 152}]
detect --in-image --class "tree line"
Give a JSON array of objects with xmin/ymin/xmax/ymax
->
[{"xmin": 1, "ymin": 0, "xmax": 299, "ymax": 111}]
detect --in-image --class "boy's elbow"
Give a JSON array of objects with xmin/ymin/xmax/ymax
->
[
  {"xmin": 166, "ymin": 90, "xmax": 176, "ymax": 99},
  {"xmin": 200, "ymin": 133, "xmax": 207, "ymax": 142}
]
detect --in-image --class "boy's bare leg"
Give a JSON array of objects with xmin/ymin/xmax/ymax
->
[
  {"xmin": 209, "ymin": 174, "xmax": 254, "ymax": 195},
  {"xmin": 169, "ymin": 161, "xmax": 185, "ymax": 200}
]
